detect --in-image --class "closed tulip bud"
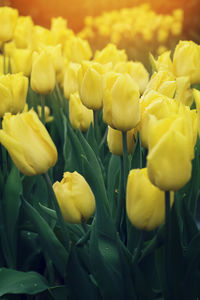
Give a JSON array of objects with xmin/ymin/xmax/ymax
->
[
  {"xmin": 64, "ymin": 37, "xmax": 92, "ymax": 63},
  {"xmin": 13, "ymin": 16, "xmax": 34, "ymax": 48},
  {"xmin": 0, "ymin": 73, "xmax": 28, "ymax": 116},
  {"xmin": 145, "ymin": 70, "xmax": 176, "ymax": 98},
  {"xmin": 69, "ymin": 92, "xmax": 93, "ymax": 131},
  {"xmin": 173, "ymin": 41, "xmax": 200, "ymax": 84},
  {"xmin": 31, "ymin": 50, "xmax": 56, "ymax": 95},
  {"xmin": 10, "ymin": 48, "xmax": 32, "ymax": 76},
  {"xmin": 147, "ymin": 115, "xmax": 193, "ymax": 191},
  {"xmin": 51, "ymin": 17, "xmax": 74, "ymax": 47},
  {"xmin": 0, "ymin": 7, "xmax": 18, "ymax": 42},
  {"xmin": 39, "ymin": 45, "xmax": 63, "ymax": 73},
  {"xmin": 31, "ymin": 25, "xmax": 54, "ymax": 51},
  {"xmin": 114, "ymin": 61, "xmax": 149, "ymax": 94},
  {"xmin": 103, "ymin": 72, "xmax": 140, "ymax": 131},
  {"xmin": 64, "ymin": 62, "xmax": 81, "ymax": 99},
  {"xmin": 0, "ymin": 110, "xmax": 57, "ymax": 175},
  {"xmin": 140, "ymin": 97, "xmax": 174, "ymax": 148},
  {"xmin": 126, "ymin": 168, "xmax": 174, "ymax": 231},
  {"xmin": 107, "ymin": 126, "xmax": 135, "ymax": 156},
  {"xmin": 79, "ymin": 66, "xmax": 103, "ymax": 110},
  {"xmin": 94, "ymin": 43, "xmax": 127, "ymax": 65},
  {"xmin": 53, "ymin": 171, "xmax": 95, "ymax": 223}
]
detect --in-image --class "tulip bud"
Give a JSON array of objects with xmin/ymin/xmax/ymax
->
[
  {"xmin": 31, "ymin": 50, "xmax": 56, "ymax": 95},
  {"xmin": 31, "ymin": 25, "xmax": 54, "ymax": 51},
  {"xmin": 0, "ymin": 7, "xmax": 18, "ymax": 42},
  {"xmin": 103, "ymin": 72, "xmax": 140, "ymax": 131},
  {"xmin": 114, "ymin": 61, "xmax": 149, "ymax": 94},
  {"xmin": 13, "ymin": 16, "xmax": 34, "ymax": 48},
  {"xmin": 0, "ymin": 110, "xmax": 57, "ymax": 175},
  {"xmin": 69, "ymin": 92, "xmax": 93, "ymax": 131},
  {"xmin": 107, "ymin": 126, "xmax": 135, "ymax": 156},
  {"xmin": 126, "ymin": 168, "xmax": 174, "ymax": 231},
  {"xmin": 147, "ymin": 115, "xmax": 193, "ymax": 191},
  {"xmin": 10, "ymin": 48, "xmax": 32, "ymax": 77},
  {"xmin": 39, "ymin": 44, "xmax": 63, "ymax": 73},
  {"xmin": 0, "ymin": 73, "xmax": 28, "ymax": 116},
  {"xmin": 173, "ymin": 41, "xmax": 200, "ymax": 84},
  {"xmin": 79, "ymin": 65, "xmax": 103, "ymax": 110},
  {"xmin": 64, "ymin": 37, "xmax": 92, "ymax": 63},
  {"xmin": 51, "ymin": 17, "xmax": 74, "ymax": 47},
  {"xmin": 53, "ymin": 171, "xmax": 95, "ymax": 223},
  {"xmin": 94, "ymin": 43, "xmax": 127, "ymax": 65},
  {"xmin": 63, "ymin": 62, "xmax": 81, "ymax": 99}
]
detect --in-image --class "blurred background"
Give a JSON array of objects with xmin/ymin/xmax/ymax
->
[{"xmin": 1, "ymin": 0, "xmax": 200, "ymax": 67}]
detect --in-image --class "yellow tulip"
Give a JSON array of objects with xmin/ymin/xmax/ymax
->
[
  {"xmin": 0, "ymin": 110, "xmax": 57, "ymax": 175},
  {"xmin": 107, "ymin": 126, "xmax": 135, "ymax": 156},
  {"xmin": 51, "ymin": 17, "xmax": 74, "ymax": 47},
  {"xmin": 147, "ymin": 115, "xmax": 193, "ymax": 191},
  {"xmin": 63, "ymin": 62, "xmax": 81, "ymax": 99},
  {"xmin": 145, "ymin": 70, "xmax": 176, "ymax": 98},
  {"xmin": 53, "ymin": 171, "xmax": 95, "ymax": 223},
  {"xmin": 31, "ymin": 25, "xmax": 54, "ymax": 51},
  {"xmin": 103, "ymin": 72, "xmax": 140, "ymax": 131},
  {"xmin": 94, "ymin": 43, "xmax": 127, "ymax": 65},
  {"xmin": 64, "ymin": 37, "xmax": 92, "ymax": 63},
  {"xmin": 69, "ymin": 92, "xmax": 93, "ymax": 131},
  {"xmin": 193, "ymin": 89, "xmax": 200, "ymax": 135},
  {"xmin": 0, "ymin": 7, "xmax": 18, "ymax": 42},
  {"xmin": 31, "ymin": 50, "xmax": 56, "ymax": 95},
  {"xmin": 126, "ymin": 168, "xmax": 174, "ymax": 231},
  {"xmin": 175, "ymin": 76, "xmax": 193, "ymax": 106},
  {"xmin": 149, "ymin": 51, "xmax": 173, "ymax": 73},
  {"xmin": 114, "ymin": 61, "xmax": 149, "ymax": 94},
  {"xmin": 0, "ymin": 73, "xmax": 28, "ymax": 117},
  {"xmin": 173, "ymin": 41, "xmax": 200, "ymax": 84},
  {"xmin": 10, "ymin": 48, "xmax": 32, "ymax": 77},
  {"xmin": 13, "ymin": 16, "xmax": 34, "ymax": 48},
  {"xmin": 79, "ymin": 63, "xmax": 105, "ymax": 110},
  {"xmin": 39, "ymin": 45, "xmax": 63, "ymax": 74}
]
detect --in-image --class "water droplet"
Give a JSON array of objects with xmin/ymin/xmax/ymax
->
[
  {"xmin": 27, "ymin": 232, "xmax": 31, "ymax": 236},
  {"xmin": 34, "ymin": 283, "xmax": 38, "ymax": 287}
]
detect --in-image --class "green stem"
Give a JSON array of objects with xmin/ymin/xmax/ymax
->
[
  {"xmin": 43, "ymin": 173, "xmax": 70, "ymax": 251},
  {"xmin": 122, "ymin": 131, "xmax": 129, "ymax": 191},
  {"xmin": 115, "ymin": 156, "xmax": 124, "ymax": 231},
  {"xmin": 164, "ymin": 190, "xmax": 172, "ymax": 300},
  {"xmin": 55, "ymin": 82, "xmax": 63, "ymax": 107},
  {"xmin": 93, "ymin": 109, "xmax": 100, "ymax": 143},
  {"xmin": 132, "ymin": 230, "xmax": 144, "ymax": 265},
  {"xmin": 40, "ymin": 95, "xmax": 45, "ymax": 124}
]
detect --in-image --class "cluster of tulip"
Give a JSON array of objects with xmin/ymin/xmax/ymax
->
[
  {"xmin": 0, "ymin": 5, "xmax": 200, "ymax": 300},
  {"xmin": 79, "ymin": 4, "xmax": 184, "ymax": 65}
]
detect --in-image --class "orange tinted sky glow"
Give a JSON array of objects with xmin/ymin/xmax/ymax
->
[{"xmin": 1, "ymin": 0, "xmax": 199, "ymax": 32}]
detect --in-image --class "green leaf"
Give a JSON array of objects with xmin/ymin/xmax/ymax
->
[
  {"xmin": 66, "ymin": 247, "xmax": 100, "ymax": 300},
  {"xmin": 107, "ymin": 155, "xmax": 120, "ymax": 214},
  {"xmin": 3, "ymin": 165, "xmax": 22, "ymax": 268},
  {"xmin": 0, "ymin": 268, "xmax": 49, "ymax": 296},
  {"xmin": 22, "ymin": 199, "xmax": 69, "ymax": 277}
]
